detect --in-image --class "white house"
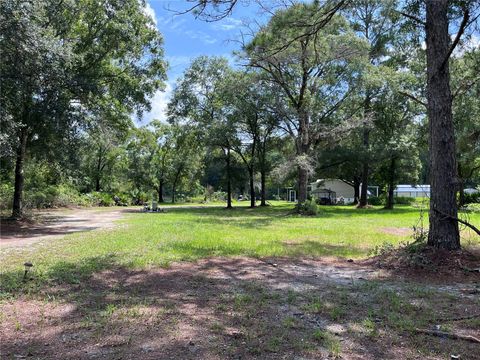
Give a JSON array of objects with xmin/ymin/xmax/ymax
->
[
  {"xmin": 393, "ymin": 184, "xmax": 430, "ymax": 198},
  {"xmin": 309, "ymin": 179, "xmax": 356, "ymax": 204}
]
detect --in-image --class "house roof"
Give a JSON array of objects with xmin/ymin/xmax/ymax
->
[{"xmin": 310, "ymin": 179, "xmax": 354, "ymax": 187}]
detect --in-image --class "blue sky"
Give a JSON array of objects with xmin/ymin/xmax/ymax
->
[
  {"xmin": 139, "ymin": 0, "xmax": 268, "ymax": 125},
  {"xmin": 139, "ymin": 1, "xmax": 479, "ymax": 125}
]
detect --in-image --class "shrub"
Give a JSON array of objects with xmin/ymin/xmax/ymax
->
[
  {"xmin": 212, "ymin": 191, "xmax": 227, "ymax": 202},
  {"xmin": 464, "ymin": 203, "xmax": 480, "ymax": 213},
  {"xmin": 186, "ymin": 196, "xmax": 204, "ymax": 203},
  {"xmin": 88, "ymin": 192, "xmax": 115, "ymax": 206},
  {"xmin": 463, "ymin": 191, "xmax": 480, "ymax": 204},
  {"xmin": 0, "ymin": 183, "xmax": 14, "ymax": 210},
  {"xmin": 54, "ymin": 185, "xmax": 91, "ymax": 207},
  {"xmin": 368, "ymin": 196, "xmax": 384, "ymax": 206},
  {"xmin": 296, "ymin": 199, "xmax": 318, "ymax": 216},
  {"xmin": 113, "ymin": 193, "xmax": 130, "ymax": 206},
  {"xmin": 394, "ymin": 196, "xmax": 415, "ymax": 205}
]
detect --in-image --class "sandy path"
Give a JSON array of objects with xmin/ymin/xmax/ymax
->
[{"xmin": 0, "ymin": 207, "xmax": 139, "ymax": 248}]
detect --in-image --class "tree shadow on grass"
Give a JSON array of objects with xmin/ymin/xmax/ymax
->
[
  {"xmin": 281, "ymin": 240, "xmax": 367, "ymax": 258},
  {"xmin": 2, "ymin": 255, "xmax": 478, "ymax": 359}
]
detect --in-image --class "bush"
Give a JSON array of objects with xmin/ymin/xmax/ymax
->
[
  {"xmin": 211, "ymin": 191, "xmax": 227, "ymax": 202},
  {"xmin": 185, "ymin": 196, "xmax": 204, "ymax": 203},
  {"xmin": 54, "ymin": 185, "xmax": 91, "ymax": 207},
  {"xmin": 394, "ymin": 196, "xmax": 415, "ymax": 205},
  {"xmin": 87, "ymin": 192, "xmax": 115, "ymax": 206},
  {"xmin": 463, "ymin": 191, "xmax": 480, "ymax": 204},
  {"xmin": 0, "ymin": 183, "xmax": 14, "ymax": 210},
  {"xmin": 296, "ymin": 199, "xmax": 318, "ymax": 216},
  {"xmin": 113, "ymin": 193, "xmax": 130, "ymax": 206},
  {"xmin": 464, "ymin": 203, "xmax": 480, "ymax": 213},
  {"xmin": 368, "ymin": 196, "xmax": 384, "ymax": 206}
]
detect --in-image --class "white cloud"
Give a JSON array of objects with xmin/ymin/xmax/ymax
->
[
  {"xmin": 157, "ymin": 14, "xmax": 218, "ymax": 45},
  {"xmin": 184, "ymin": 30, "xmax": 217, "ymax": 44},
  {"xmin": 211, "ymin": 18, "xmax": 243, "ymax": 31},
  {"xmin": 143, "ymin": 1, "xmax": 158, "ymax": 27},
  {"xmin": 138, "ymin": 82, "xmax": 173, "ymax": 125}
]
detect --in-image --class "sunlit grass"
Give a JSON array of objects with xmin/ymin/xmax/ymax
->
[{"xmin": 1, "ymin": 202, "xmax": 478, "ymax": 296}]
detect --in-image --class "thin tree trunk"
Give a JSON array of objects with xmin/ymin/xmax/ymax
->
[
  {"xmin": 249, "ymin": 169, "xmax": 255, "ymax": 208},
  {"xmin": 95, "ymin": 178, "xmax": 100, "ymax": 192},
  {"xmin": 425, "ymin": 0, "xmax": 460, "ymax": 250},
  {"xmin": 260, "ymin": 169, "xmax": 267, "ymax": 206},
  {"xmin": 171, "ymin": 184, "xmax": 176, "ymax": 204},
  {"xmin": 353, "ymin": 176, "xmax": 360, "ymax": 205},
  {"xmin": 385, "ymin": 156, "xmax": 396, "ymax": 210},
  {"xmin": 359, "ymin": 95, "xmax": 371, "ymax": 208},
  {"xmin": 458, "ymin": 180, "xmax": 465, "ymax": 207},
  {"xmin": 297, "ymin": 109, "xmax": 309, "ymax": 204},
  {"xmin": 457, "ymin": 163, "xmax": 465, "ymax": 207},
  {"xmin": 359, "ymin": 156, "xmax": 369, "ymax": 207},
  {"xmin": 226, "ymin": 147, "xmax": 232, "ymax": 209},
  {"xmin": 12, "ymin": 128, "xmax": 28, "ymax": 219},
  {"xmin": 158, "ymin": 180, "xmax": 164, "ymax": 203},
  {"xmin": 95, "ymin": 148, "xmax": 103, "ymax": 191}
]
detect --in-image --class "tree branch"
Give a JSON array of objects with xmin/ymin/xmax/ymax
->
[
  {"xmin": 397, "ymin": 11, "xmax": 426, "ymax": 26},
  {"xmin": 433, "ymin": 208, "xmax": 480, "ymax": 236},
  {"xmin": 398, "ymin": 91, "xmax": 427, "ymax": 107},
  {"xmin": 442, "ymin": 7, "xmax": 470, "ymax": 69}
]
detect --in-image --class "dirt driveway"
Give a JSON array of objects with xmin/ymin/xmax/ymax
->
[{"xmin": 0, "ymin": 207, "xmax": 137, "ymax": 248}]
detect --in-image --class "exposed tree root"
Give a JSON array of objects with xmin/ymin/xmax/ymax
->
[
  {"xmin": 437, "ymin": 313, "xmax": 480, "ymax": 322},
  {"xmin": 414, "ymin": 328, "xmax": 480, "ymax": 343}
]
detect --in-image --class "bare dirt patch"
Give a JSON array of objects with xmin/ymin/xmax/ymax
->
[
  {"xmin": 1, "ymin": 257, "xmax": 479, "ymax": 359},
  {"xmin": 364, "ymin": 245, "xmax": 480, "ymax": 284},
  {"xmin": 379, "ymin": 227, "xmax": 412, "ymax": 236},
  {"xmin": 0, "ymin": 207, "xmax": 135, "ymax": 248}
]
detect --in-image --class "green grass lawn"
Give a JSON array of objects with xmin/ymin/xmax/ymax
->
[{"xmin": 1, "ymin": 202, "xmax": 479, "ymax": 296}]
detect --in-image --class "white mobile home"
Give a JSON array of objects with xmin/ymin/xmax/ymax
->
[
  {"xmin": 393, "ymin": 184, "xmax": 430, "ymax": 198},
  {"xmin": 309, "ymin": 179, "xmax": 356, "ymax": 204}
]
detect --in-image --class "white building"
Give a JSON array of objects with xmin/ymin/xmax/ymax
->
[
  {"xmin": 393, "ymin": 184, "xmax": 430, "ymax": 198},
  {"xmin": 309, "ymin": 179, "xmax": 356, "ymax": 204}
]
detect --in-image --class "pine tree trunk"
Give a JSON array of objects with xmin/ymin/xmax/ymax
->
[
  {"xmin": 385, "ymin": 157, "xmax": 396, "ymax": 210},
  {"xmin": 12, "ymin": 129, "xmax": 28, "ymax": 219},
  {"xmin": 359, "ymin": 95, "xmax": 371, "ymax": 208},
  {"xmin": 226, "ymin": 147, "xmax": 232, "ymax": 209},
  {"xmin": 260, "ymin": 169, "xmax": 267, "ymax": 206},
  {"xmin": 425, "ymin": 0, "xmax": 460, "ymax": 250}
]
